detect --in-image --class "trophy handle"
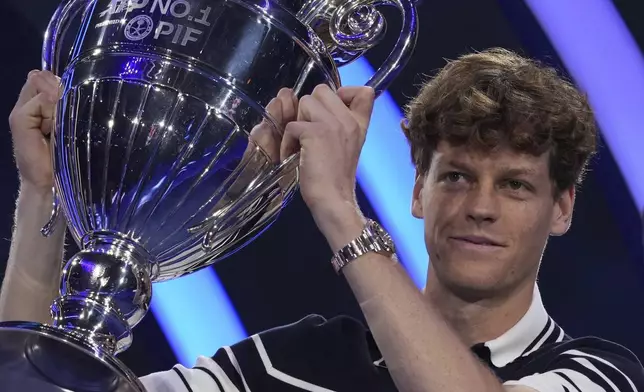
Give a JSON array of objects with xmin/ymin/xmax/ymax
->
[
  {"xmin": 40, "ymin": 0, "xmax": 91, "ymax": 237},
  {"xmin": 188, "ymin": 153, "xmax": 300, "ymax": 251},
  {"xmin": 330, "ymin": 0, "xmax": 418, "ymax": 96},
  {"xmin": 40, "ymin": 187, "xmax": 61, "ymax": 237}
]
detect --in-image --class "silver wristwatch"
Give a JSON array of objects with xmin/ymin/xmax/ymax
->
[{"xmin": 330, "ymin": 219, "xmax": 396, "ymax": 274}]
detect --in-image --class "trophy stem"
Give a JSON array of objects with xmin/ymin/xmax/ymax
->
[{"xmin": 52, "ymin": 232, "xmax": 154, "ymax": 355}]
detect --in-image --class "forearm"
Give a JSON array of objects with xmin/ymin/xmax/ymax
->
[
  {"xmin": 0, "ymin": 184, "xmax": 65, "ymax": 324},
  {"xmin": 320, "ymin": 209, "xmax": 505, "ymax": 392},
  {"xmin": 345, "ymin": 256, "xmax": 504, "ymax": 392}
]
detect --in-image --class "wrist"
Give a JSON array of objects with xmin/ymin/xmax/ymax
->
[
  {"xmin": 16, "ymin": 182, "xmax": 59, "ymax": 226},
  {"xmin": 19, "ymin": 181, "xmax": 53, "ymax": 200},
  {"xmin": 310, "ymin": 199, "xmax": 367, "ymax": 251}
]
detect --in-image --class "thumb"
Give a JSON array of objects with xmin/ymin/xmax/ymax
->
[
  {"xmin": 280, "ymin": 122, "xmax": 303, "ymax": 161},
  {"xmin": 280, "ymin": 122, "xmax": 318, "ymax": 161},
  {"xmin": 250, "ymin": 98, "xmax": 286, "ymax": 163}
]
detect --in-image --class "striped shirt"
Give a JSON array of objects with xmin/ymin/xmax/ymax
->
[{"xmin": 140, "ymin": 287, "xmax": 644, "ymax": 391}]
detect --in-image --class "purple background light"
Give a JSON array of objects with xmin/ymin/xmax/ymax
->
[{"xmin": 524, "ymin": 0, "xmax": 644, "ymax": 214}]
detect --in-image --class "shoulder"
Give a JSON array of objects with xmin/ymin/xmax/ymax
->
[
  {"xmin": 140, "ymin": 314, "xmax": 391, "ymax": 391},
  {"xmin": 229, "ymin": 314, "xmax": 387, "ymax": 389},
  {"xmin": 253, "ymin": 313, "xmax": 370, "ymax": 353},
  {"xmin": 505, "ymin": 335, "xmax": 644, "ymax": 391},
  {"xmin": 225, "ymin": 313, "xmax": 369, "ymax": 366}
]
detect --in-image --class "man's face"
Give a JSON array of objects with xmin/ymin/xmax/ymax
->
[{"xmin": 412, "ymin": 141, "xmax": 574, "ymax": 298}]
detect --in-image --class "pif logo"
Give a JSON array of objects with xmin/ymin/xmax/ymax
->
[
  {"xmin": 97, "ymin": 0, "xmax": 213, "ymax": 47},
  {"xmin": 124, "ymin": 15, "xmax": 154, "ymax": 41}
]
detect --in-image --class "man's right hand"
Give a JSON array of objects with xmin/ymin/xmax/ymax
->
[
  {"xmin": 8, "ymin": 70, "xmax": 61, "ymax": 192},
  {"xmin": 249, "ymin": 87, "xmax": 299, "ymax": 163}
]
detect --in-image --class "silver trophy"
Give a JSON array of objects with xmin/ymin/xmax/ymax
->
[{"xmin": 0, "ymin": 0, "xmax": 416, "ymax": 390}]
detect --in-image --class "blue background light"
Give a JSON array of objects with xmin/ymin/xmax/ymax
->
[
  {"xmin": 525, "ymin": 0, "xmax": 644, "ymax": 213},
  {"xmin": 340, "ymin": 60, "xmax": 429, "ymax": 289},
  {"xmin": 151, "ymin": 271, "xmax": 247, "ymax": 367}
]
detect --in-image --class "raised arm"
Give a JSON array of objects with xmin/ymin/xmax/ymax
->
[{"xmin": 0, "ymin": 70, "xmax": 66, "ymax": 324}]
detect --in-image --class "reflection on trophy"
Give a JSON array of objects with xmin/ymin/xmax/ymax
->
[{"xmin": 0, "ymin": 0, "xmax": 416, "ymax": 389}]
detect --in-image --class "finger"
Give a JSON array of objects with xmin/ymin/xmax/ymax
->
[
  {"xmin": 275, "ymin": 88, "xmax": 298, "ymax": 126},
  {"xmin": 297, "ymin": 94, "xmax": 336, "ymax": 124},
  {"xmin": 336, "ymin": 86, "xmax": 374, "ymax": 108},
  {"xmin": 38, "ymin": 71, "xmax": 63, "ymax": 101},
  {"xmin": 29, "ymin": 93, "xmax": 56, "ymax": 136},
  {"xmin": 265, "ymin": 88, "xmax": 295, "ymax": 125},
  {"xmin": 337, "ymin": 86, "xmax": 375, "ymax": 127},
  {"xmin": 265, "ymin": 95, "xmax": 284, "ymax": 126},
  {"xmin": 41, "ymin": 117, "xmax": 54, "ymax": 136},
  {"xmin": 251, "ymin": 89, "xmax": 298, "ymax": 163},
  {"xmin": 39, "ymin": 70, "xmax": 63, "ymax": 98},
  {"xmin": 253, "ymin": 98, "xmax": 282, "ymax": 161},
  {"xmin": 14, "ymin": 70, "xmax": 41, "ymax": 109},
  {"xmin": 310, "ymin": 84, "xmax": 354, "ymax": 124},
  {"xmin": 16, "ymin": 71, "xmax": 60, "ymax": 111},
  {"xmin": 289, "ymin": 89, "xmax": 299, "ymax": 118},
  {"xmin": 11, "ymin": 93, "xmax": 56, "ymax": 136},
  {"xmin": 252, "ymin": 95, "xmax": 283, "ymax": 132},
  {"xmin": 280, "ymin": 121, "xmax": 318, "ymax": 161}
]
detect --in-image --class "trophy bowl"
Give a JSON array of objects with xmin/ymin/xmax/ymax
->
[{"xmin": 0, "ymin": 0, "xmax": 417, "ymax": 390}]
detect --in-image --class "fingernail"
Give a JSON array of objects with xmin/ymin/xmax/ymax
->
[{"xmin": 28, "ymin": 70, "xmax": 39, "ymax": 78}]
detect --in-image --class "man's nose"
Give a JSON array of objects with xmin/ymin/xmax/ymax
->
[{"xmin": 464, "ymin": 181, "xmax": 500, "ymax": 224}]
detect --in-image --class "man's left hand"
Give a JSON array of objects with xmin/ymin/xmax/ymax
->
[{"xmin": 280, "ymin": 84, "xmax": 375, "ymax": 249}]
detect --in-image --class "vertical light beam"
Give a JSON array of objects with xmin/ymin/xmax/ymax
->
[
  {"xmin": 151, "ymin": 270, "xmax": 247, "ymax": 367},
  {"xmin": 341, "ymin": 59, "xmax": 428, "ymax": 289},
  {"xmin": 525, "ymin": 0, "xmax": 644, "ymax": 214}
]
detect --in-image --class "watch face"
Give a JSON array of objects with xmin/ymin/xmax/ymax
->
[{"xmin": 371, "ymin": 221, "xmax": 395, "ymax": 253}]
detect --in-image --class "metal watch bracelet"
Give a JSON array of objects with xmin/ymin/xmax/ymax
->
[{"xmin": 330, "ymin": 219, "xmax": 395, "ymax": 274}]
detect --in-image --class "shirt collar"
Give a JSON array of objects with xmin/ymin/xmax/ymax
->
[
  {"xmin": 482, "ymin": 284, "xmax": 560, "ymax": 368},
  {"xmin": 372, "ymin": 285, "xmax": 563, "ymax": 369}
]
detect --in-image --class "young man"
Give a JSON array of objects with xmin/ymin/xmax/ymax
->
[{"xmin": 2, "ymin": 48, "xmax": 643, "ymax": 391}]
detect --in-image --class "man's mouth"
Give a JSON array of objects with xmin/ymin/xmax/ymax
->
[{"xmin": 449, "ymin": 235, "xmax": 505, "ymax": 247}]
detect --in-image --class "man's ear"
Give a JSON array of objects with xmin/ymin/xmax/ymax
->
[
  {"xmin": 412, "ymin": 170, "xmax": 424, "ymax": 219},
  {"xmin": 551, "ymin": 186, "xmax": 575, "ymax": 236}
]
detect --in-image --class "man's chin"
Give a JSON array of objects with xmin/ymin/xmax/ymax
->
[
  {"xmin": 445, "ymin": 279, "xmax": 506, "ymax": 301},
  {"xmin": 432, "ymin": 261, "xmax": 511, "ymax": 300}
]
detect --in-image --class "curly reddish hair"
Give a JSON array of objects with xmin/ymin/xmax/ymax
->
[{"xmin": 401, "ymin": 48, "xmax": 598, "ymax": 195}]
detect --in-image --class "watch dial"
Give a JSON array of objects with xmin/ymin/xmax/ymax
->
[{"xmin": 373, "ymin": 222, "xmax": 395, "ymax": 252}]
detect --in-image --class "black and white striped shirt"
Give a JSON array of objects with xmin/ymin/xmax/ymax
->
[{"xmin": 141, "ymin": 287, "xmax": 644, "ymax": 391}]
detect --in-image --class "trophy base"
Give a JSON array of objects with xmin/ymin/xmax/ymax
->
[{"xmin": 0, "ymin": 322, "xmax": 144, "ymax": 392}]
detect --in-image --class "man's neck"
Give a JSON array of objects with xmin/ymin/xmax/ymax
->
[{"xmin": 423, "ymin": 274, "xmax": 535, "ymax": 346}]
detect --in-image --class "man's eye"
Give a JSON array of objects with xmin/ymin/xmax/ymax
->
[
  {"xmin": 505, "ymin": 180, "xmax": 525, "ymax": 190},
  {"xmin": 446, "ymin": 172, "xmax": 464, "ymax": 182}
]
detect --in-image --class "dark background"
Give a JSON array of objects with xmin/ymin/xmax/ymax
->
[{"xmin": 0, "ymin": 0, "xmax": 643, "ymax": 377}]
